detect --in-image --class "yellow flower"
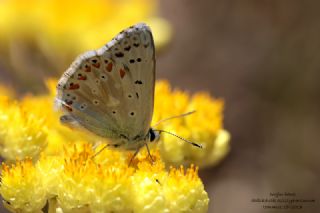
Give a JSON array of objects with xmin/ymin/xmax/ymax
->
[
  {"xmin": 0, "ymin": 80, "xmax": 225, "ymax": 212},
  {"xmin": 165, "ymin": 165, "xmax": 209, "ymax": 212},
  {"xmin": 0, "ymin": 98, "xmax": 47, "ymax": 161},
  {"xmin": 0, "ymin": 143, "xmax": 209, "ymax": 213},
  {"xmin": 21, "ymin": 79, "xmax": 105, "ymax": 156},
  {"xmin": 0, "ymin": 0, "xmax": 171, "ymax": 92},
  {"xmin": 1, "ymin": 158, "xmax": 47, "ymax": 212},
  {"xmin": 153, "ymin": 80, "xmax": 230, "ymax": 168}
]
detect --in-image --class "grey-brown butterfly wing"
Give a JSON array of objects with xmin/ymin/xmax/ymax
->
[{"xmin": 56, "ymin": 23, "xmax": 155, "ymax": 145}]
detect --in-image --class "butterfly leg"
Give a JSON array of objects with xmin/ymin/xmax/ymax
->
[
  {"xmin": 92, "ymin": 143, "xmax": 123, "ymax": 159},
  {"xmin": 92, "ymin": 141, "xmax": 102, "ymax": 150},
  {"xmin": 145, "ymin": 143, "xmax": 154, "ymax": 164},
  {"xmin": 129, "ymin": 147, "xmax": 141, "ymax": 166},
  {"xmin": 92, "ymin": 144, "xmax": 109, "ymax": 159}
]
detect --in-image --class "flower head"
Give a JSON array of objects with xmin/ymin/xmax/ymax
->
[
  {"xmin": 1, "ymin": 158, "xmax": 47, "ymax": 212},
  {"xmin": 0, "ymin": 98, "xmax": 47, "ymax": 161},
  {"xmin": 153, "ymin": 80, "xmax": 230, "ymax": 167},
  {"xmin": 0, "ymin": 143, "xmax": 209, "ymax": 213}
]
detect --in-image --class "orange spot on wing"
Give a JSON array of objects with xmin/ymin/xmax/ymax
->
[
  {"xmin": 78, "ymin": 75, "xmax": 87, "ymax": 80},
  {"xmin": 119, "ymin": 69, "xmax": 125, "ymax": 78},
  {"xmin": 106, "ymin": 62, "xmax": 113, "ymax": 72},
  {"xmin": 84, "ymin": 65, "xmax": 91, "ymax": 72},
  {"xmin": 66, "ymin": 100, "xmax": 73, "ymax": 105},
  {"xmin": 92, "ymin": 63, "xmax": 100, "ymax": 68},
  {"xmin": 69, "ymin": 84, "xmax": 80, "ymax": 90}
]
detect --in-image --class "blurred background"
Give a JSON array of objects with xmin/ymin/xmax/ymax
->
[
  {"xmin": 0, "ymin": 0, "xmax": 319, "ymax": 212},
  {"xmin": 157, "ymin": 1, "xmax": 320, "ymax": 212}
]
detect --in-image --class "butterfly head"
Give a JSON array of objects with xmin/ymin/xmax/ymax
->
[{"xmin": 148, "ymin": 128, "xmax": 160, "ymax": 143}]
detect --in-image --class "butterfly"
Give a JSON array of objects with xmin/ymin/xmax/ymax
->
[{"xmin": 56, "ymin": 23, "xmax": 201, "ymax": 159}]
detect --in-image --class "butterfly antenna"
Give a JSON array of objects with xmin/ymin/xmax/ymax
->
[
  {"xmin": 155, "ymin": 129, "xmax": 203, "ymax": 148},
  {"xmin": 152, "ymin": 110, "xmax": 196, "ymax": 128}
]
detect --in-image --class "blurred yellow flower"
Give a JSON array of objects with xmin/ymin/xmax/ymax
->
[
  {"xmin": 0, "ymin": 98, "xmax": 47, "ymax": 161},
  {"xmin": 0, "ymin": 143, "xmax": 209, "ymax": 213},
  {"xmin": 0, "ymin": 0, "xmax": 171, "ymax": 92},
  {"xmin": 153, "ymin": 81, "xmax": 230, "ymax": 168}
]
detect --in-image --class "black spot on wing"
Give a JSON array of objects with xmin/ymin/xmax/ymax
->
[{"xmin": 115, "ymin": 52, "xmax": 124, "ymax": 57}]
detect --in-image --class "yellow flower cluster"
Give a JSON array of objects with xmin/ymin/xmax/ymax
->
[
  {"xmin": 1, "ymin": 143, "xmax": 209, "ymax": 213},
  {"xmin": 0, "ymin": 79, "xmax": 228, "ymax": 212},
  {"xmin": 153, "ymin": 81, "xmax": 230, "ymax": 167},
  {"xmin": 0, "ymin": 80, "xmax": 95, "ymax": 161},
  {"xmin": 0, "ymin": 80, "xmax": 229, "ymax": 167},
  {"xmin": 0, "ymin": 0, "xmax": 171, "ymax": 92},
  {"xmin": 0, "ymin": 97, "xmax": 47, "ymax": 161}
]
